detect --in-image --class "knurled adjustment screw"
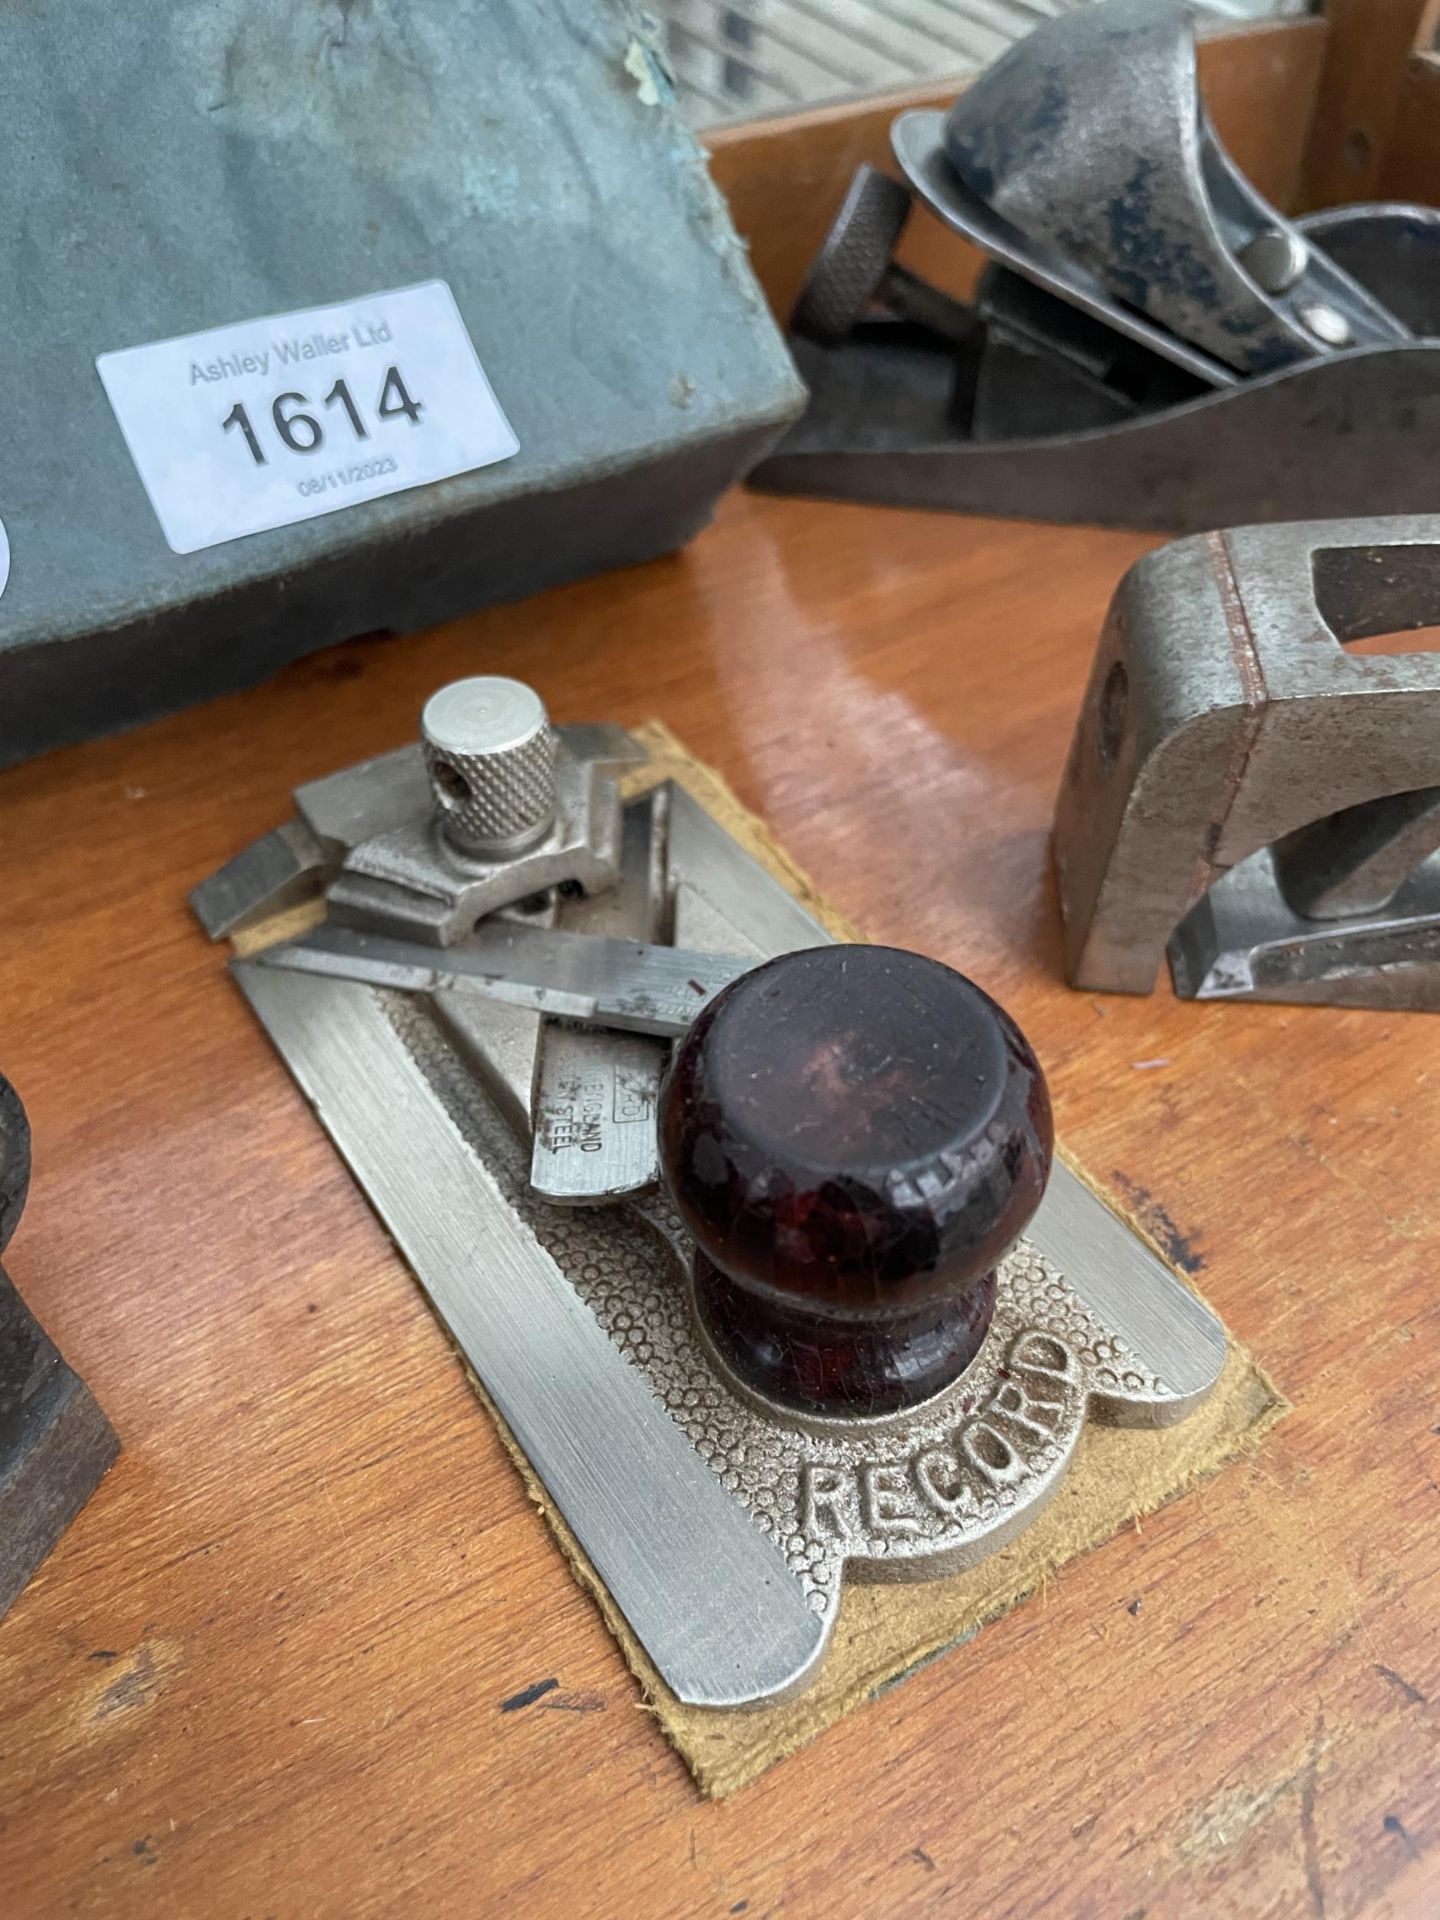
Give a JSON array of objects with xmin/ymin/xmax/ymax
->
[
  {"xmin": 792, "ymin": 165, "xmax": 913, "ymax": 346},
  {"xmin": 421, "ymin": 677, "xmax": 558, "ymax": 860}
]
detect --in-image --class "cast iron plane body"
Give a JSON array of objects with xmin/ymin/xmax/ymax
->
[{"xmin": 751, "ymin": 0, "xmax": 1440, "ymax": 533}]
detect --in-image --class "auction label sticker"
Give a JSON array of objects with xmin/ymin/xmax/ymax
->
[{"xmin": 96, "ymin": 281, "xmax": 519, "ymax": 555}]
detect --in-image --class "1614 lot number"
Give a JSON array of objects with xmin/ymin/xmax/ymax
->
[{"xmin": 222, "ymin": 365, "xmax": 423, "ymax": 465}]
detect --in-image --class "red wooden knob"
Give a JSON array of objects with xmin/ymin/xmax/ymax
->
[{"xmin": 658, "ymin": 946, "xmax": 1053, "ymax": 1418}]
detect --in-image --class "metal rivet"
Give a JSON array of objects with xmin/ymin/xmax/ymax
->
[
  {"xmin": 1237, "ymin": 227, "xmax": 1309, "ymax": 296},
  {"xmin": 1298, "ymin": 302, "xmax": 1353, "ymax": 349}
]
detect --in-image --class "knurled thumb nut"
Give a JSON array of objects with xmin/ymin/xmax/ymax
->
[{"xmin": 421, "ymin": 677, "xmax": 558, "ymax": 859}]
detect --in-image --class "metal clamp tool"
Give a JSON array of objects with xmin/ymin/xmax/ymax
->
[
  {"xmin": 750, "ymin": 0, "xmax": 1440, "ymax": 532},
  {"xmin": 197, "ymin": 677, "xmax": 1225, "ymax": 1707},
  {"xmin": 1055, "ymin": 514, "xmax": 1440, "ymax": 1010}
]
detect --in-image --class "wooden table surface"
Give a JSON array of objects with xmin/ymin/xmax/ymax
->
[{"xmin": 1, "ymin": 489, "xmax": 1435, "ymax": 1919}]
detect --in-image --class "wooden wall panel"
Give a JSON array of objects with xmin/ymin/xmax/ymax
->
[
  {"xmin": 1380, "ymin": 48, "xmax": 1440, "ymax": 202},
  {"xmin": 1302, "ymin": 0, "xmax": 1440, "ymax": 207}
]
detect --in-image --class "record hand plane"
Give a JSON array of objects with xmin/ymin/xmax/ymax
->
[{"xmin": 196, "ymin": 677, "xmax": 1226, "ymax": 1707}]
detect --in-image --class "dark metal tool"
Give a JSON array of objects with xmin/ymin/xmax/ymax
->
[
  {"xmin": 199, "ymin": 676, "xmax": 1226, "ymax": 1707},
  {"xmin": 1055, "ymin": 513, "xmax": 1440, "ymax": 1010},
  {"xmin": 750, "ymin": 0, "xmax": 1440, "ymax": 533},
  {"xmin": 0, "ymin": 1076, "xmax": 118, "ymax": 1621}
]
